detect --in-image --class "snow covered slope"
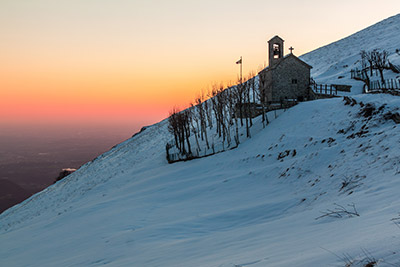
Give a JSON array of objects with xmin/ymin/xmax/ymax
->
[
  {"xmin": 300, "ymin": 13, "xmax": 400, "ymax": 94},
  {"xmin": 1, "ymin": 94, "xmax": 400, "ymax": 267},
  {"xmin": 1, "ymin": 15, "xmax": 400, "ymax": 267}
]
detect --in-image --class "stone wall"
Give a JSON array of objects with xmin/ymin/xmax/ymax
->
[
  {"xmin": 271, "ymin": 56, "xmax": 311, "ymax": 102},
  {"xmin": 259, "ymin": 69, "xmax": 273, "ymax": 103},
  {"xmin": 259, "ymin": 55, "xmax": 311, "ymax": 103}
]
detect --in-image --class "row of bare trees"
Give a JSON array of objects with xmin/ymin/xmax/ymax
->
[
  {"xmin": 167, "ymin": 73, "xmax": 269, "ymax": 161},
  {"xmin": 360, "ymin": 49, "xmax": 389, "ymax": 85}
]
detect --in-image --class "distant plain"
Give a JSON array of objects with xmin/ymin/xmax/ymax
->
[{"xmin": 0, "ymin": 123, "xmax": 137, "ymax": 213}]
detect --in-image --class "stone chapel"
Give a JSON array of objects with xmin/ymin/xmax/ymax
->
[{"xmin": 258, "ymin": 35, "xmax": 312, "ymax": 103}]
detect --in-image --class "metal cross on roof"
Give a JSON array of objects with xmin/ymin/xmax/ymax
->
[{"xmin": 289, "ymin": 46, "xmax": 294, "ymax": 54}]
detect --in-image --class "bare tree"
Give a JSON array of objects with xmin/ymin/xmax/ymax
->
[
  {"xmin": 256, "ymin": 75, "xmax": 270, "ymax": 128},
  {"xmin": 361, "ymin": 49, "xmax": 389, "ymax": 88},
  {"xmin": 195, "ymin": 94, "xmax": 210, "ymax": 149},
  {"xmin": 371, "ymin": 49, "xmax": 388, "ymax": 85},
  {"xmin": 182, "ymin": 109, "xmax": 192, "ymax": 155},
  {"xmin": 361, "ymin": 50, "xmax": 374, "ymax": 77},
  {"xmin": 204, "ymin": 95, "xmax": 213, "ymax": 129},
  {"xmin": 168, "ymin": 107, "xmax": 192, "ymax": 156},
  {"xmin": 359, "ymin": 50, "xmax": 372, "ymax": 92},
  {"xmin": 242, "ymin": 78, "xmax": 251, "ymax": 138},
  {"xmin": 209, "ymin": 84, "xmax": 221, "ymax": 137},
  {"xmin": 222, "ymin": 88, "xmax": 232, "ymax": 147},
  {"xmin": 232, "ymin": 78, "xmax": 245, "ymax": 127},
  {"xmin": 168, "ymin": 107, "xmax": 181, "ymax": 152},
  {"xmin": 246, "ymin": 73, "xmax": 257, "ymax": 127},
  {"xmin": 189, "ymin": 103, "xmax": 201, "ymax": 153},
  {"xmin": 208, "ymin": 83, "xmax": 232, "ymax": 147},
  {"xmin": 360, "ymin": 50, "xmax": 368, "ymax": 70},
  {"xmin": 217, "ymin": 85, "xmax": 227, "ymax": 145},
  {"xmin": 225, "ymin": 84, "xmax": 240, "ymax": 146}
]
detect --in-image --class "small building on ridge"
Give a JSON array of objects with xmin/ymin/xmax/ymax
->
[{"xmin": 258, "ymin": 35, "xmax": 312, "ymax": 103}]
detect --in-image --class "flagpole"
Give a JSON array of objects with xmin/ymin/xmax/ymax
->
[
  {"xmin": 240, "ymin": 56, "xmax": 242, "ymax": 83},
  {"xmin": 236, "ymin": 56, "xmax": 243, "ymax": 84}
]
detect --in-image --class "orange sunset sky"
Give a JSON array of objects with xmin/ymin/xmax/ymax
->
[{"xmin": 1, "ymin": 0, "xmax": 399, "ymax": 129}]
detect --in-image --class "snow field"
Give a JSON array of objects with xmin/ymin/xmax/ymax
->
[{"xmin": 1, "ymin": 94, "xmax": 400, "ymax": 266}]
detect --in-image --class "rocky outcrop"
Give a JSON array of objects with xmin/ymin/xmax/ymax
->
[{"xmin": 54, "ymin": 168, "xmax": 76, "ymax": 183}]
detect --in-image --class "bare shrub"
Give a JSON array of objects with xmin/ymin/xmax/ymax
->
[
  {"xmin": 391, "ymin": 213, "xmax": 400, "ymax": 229},
  {"xmin": 339, "ymin": 175, "xmax": 364, "ymax": 195},
  {"xmin": 316, "ymin": 203, "xmax": 360, "ymax": 220}
]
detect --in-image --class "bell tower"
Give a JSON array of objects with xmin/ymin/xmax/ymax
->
[{"xmin": 268, "ymin": 35, "xmax": 284, "ymax": 66}]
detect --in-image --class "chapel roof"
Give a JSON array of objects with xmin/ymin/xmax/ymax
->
[
  {"xmin": 268, "ymin": 35, "xmax": 284, "ymax": 43},
  {"xmin": 258, "ymin": 53, "xmax": 312, "ymax": 74}
]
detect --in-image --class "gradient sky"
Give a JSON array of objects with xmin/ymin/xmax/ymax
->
[{"xmin": 1, "ymin": 0, "xmax": 399, "ymax": 128}]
